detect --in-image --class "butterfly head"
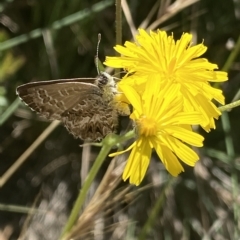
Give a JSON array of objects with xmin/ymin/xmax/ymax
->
[
  {"xmin": 96, "ymin": 72, "xmax": 115, "ymax": 87},
  {"xmin": 96, "ymin": 72, "xmax": 118, "ymax": 94}
]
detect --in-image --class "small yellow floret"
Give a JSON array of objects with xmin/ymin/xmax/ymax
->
[{"xmin": 138, "ymin": 116, "xmax": 157, "ymax": 137}]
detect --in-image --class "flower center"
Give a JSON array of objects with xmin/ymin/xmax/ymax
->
[{"xmin": 138, "ymin": 116, "xmax": 158, "ymax": 137}]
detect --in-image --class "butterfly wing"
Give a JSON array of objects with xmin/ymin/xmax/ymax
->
[
  {"xmin": 16, "ymin": 78, "xmax": 119, "ymax": 141},
  {"xmin": 16, "ymin": 78, "xmax": 100, "ymax": 120}
]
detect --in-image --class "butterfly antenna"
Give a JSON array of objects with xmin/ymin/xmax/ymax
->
[{"xmin": 95, "ymin": 33, "xmax": 101, "ymax": 75}]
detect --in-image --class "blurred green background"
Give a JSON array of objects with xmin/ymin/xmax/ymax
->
[{"xmin": 0, "ymin": 0, "xmax": 240, "ymax": 239}]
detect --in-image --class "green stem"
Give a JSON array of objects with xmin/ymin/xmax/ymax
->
[
  {"xmin": 60, "ymin": 130, "xmax": 135, "ymax": 239},
  {"xmin": 0, "ymin": 98, "xmax": 21, "ymax": 126},
  {"xmin": 221, "ymin": 112, "xmax": 239, "ymax": 239},
  {"xmin": 218, "ymin": 100, "xmax": 240, "ymax": 112},
  {"xmin": 60, "ymin": 144, "xmax": 111, "ymax": 239},
  {"xmin": 219, "ymin": 36, "xmax": 240, "ymax": 238},
  {"xmin": 115, "ymin": 0, "xmax": 122, "ymax": 77},
  {"xmin": 222, "ymin": 34, "xmax": 240, "ymax": 73},
  {"xmin": 221, "ymin": 33, "xmax": 240, "ymax": 102},
  {"xmin": 115, "ymin": 0, "xmax": 122, "ymax": 46}
]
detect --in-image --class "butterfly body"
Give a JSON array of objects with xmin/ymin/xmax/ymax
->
[{"xmin": 16, "ymin": 72, "xmax": 127, "ymax": 141}]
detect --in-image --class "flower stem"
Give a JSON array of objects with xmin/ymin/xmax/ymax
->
[
  {"xmin": 115, "ymin": 0, "xmax": 122, "ymax": 78},
  {"xmin": 60, "ymin": 144, "xmax": 112, "ymax": 239},
  {"xmin": 60, "ymin": 130, "xmax": 135, "ymax": 239},
  {"xmin": 218, "ymin": 100, "xmax": 240, "ymax": 112}
]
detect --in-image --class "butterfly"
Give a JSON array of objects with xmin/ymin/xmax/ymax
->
[{"xmin": 16, "ymin": 72, "xmax": 130, "ymax": 141}]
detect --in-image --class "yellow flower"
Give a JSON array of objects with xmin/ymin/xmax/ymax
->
[
  {"xmin": 105, "ymin": 29, "xmax": 228, "ymax": 131},
  {"xmin": 110, "ymin": 78, "xmax": 204, "ymax": 186}
]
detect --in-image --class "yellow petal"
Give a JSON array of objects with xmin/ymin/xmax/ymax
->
[
  {"xmin": 164, "ymin": 126, "xmax": 204, "ymax": 147},
  {"xmin": 165, "ymin": 136, "xmax": 200, "ymax": 166},
  {"xmin": 119, "ymin": 84, "xmax": 143, "ymax": 114},
  {"xmin": 123, "ymin": 139, "xmax": 151, "ymax": 185},
  {"xmin": 109, "ymin": 142, "xmax": 136, "ymax": 157},
  {"xmin": 154, "ymin": 142, "xmax": 184, "ymax": 176}
]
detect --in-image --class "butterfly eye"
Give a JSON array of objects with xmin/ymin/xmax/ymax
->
[{"xmin": 97, "ymin": 73, "xmax": 109, "ymax": 87}]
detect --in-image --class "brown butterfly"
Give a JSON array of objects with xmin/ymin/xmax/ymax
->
[{"xmin": 16, "ymin": 72, "xmax": 129, "ymax": 141}]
